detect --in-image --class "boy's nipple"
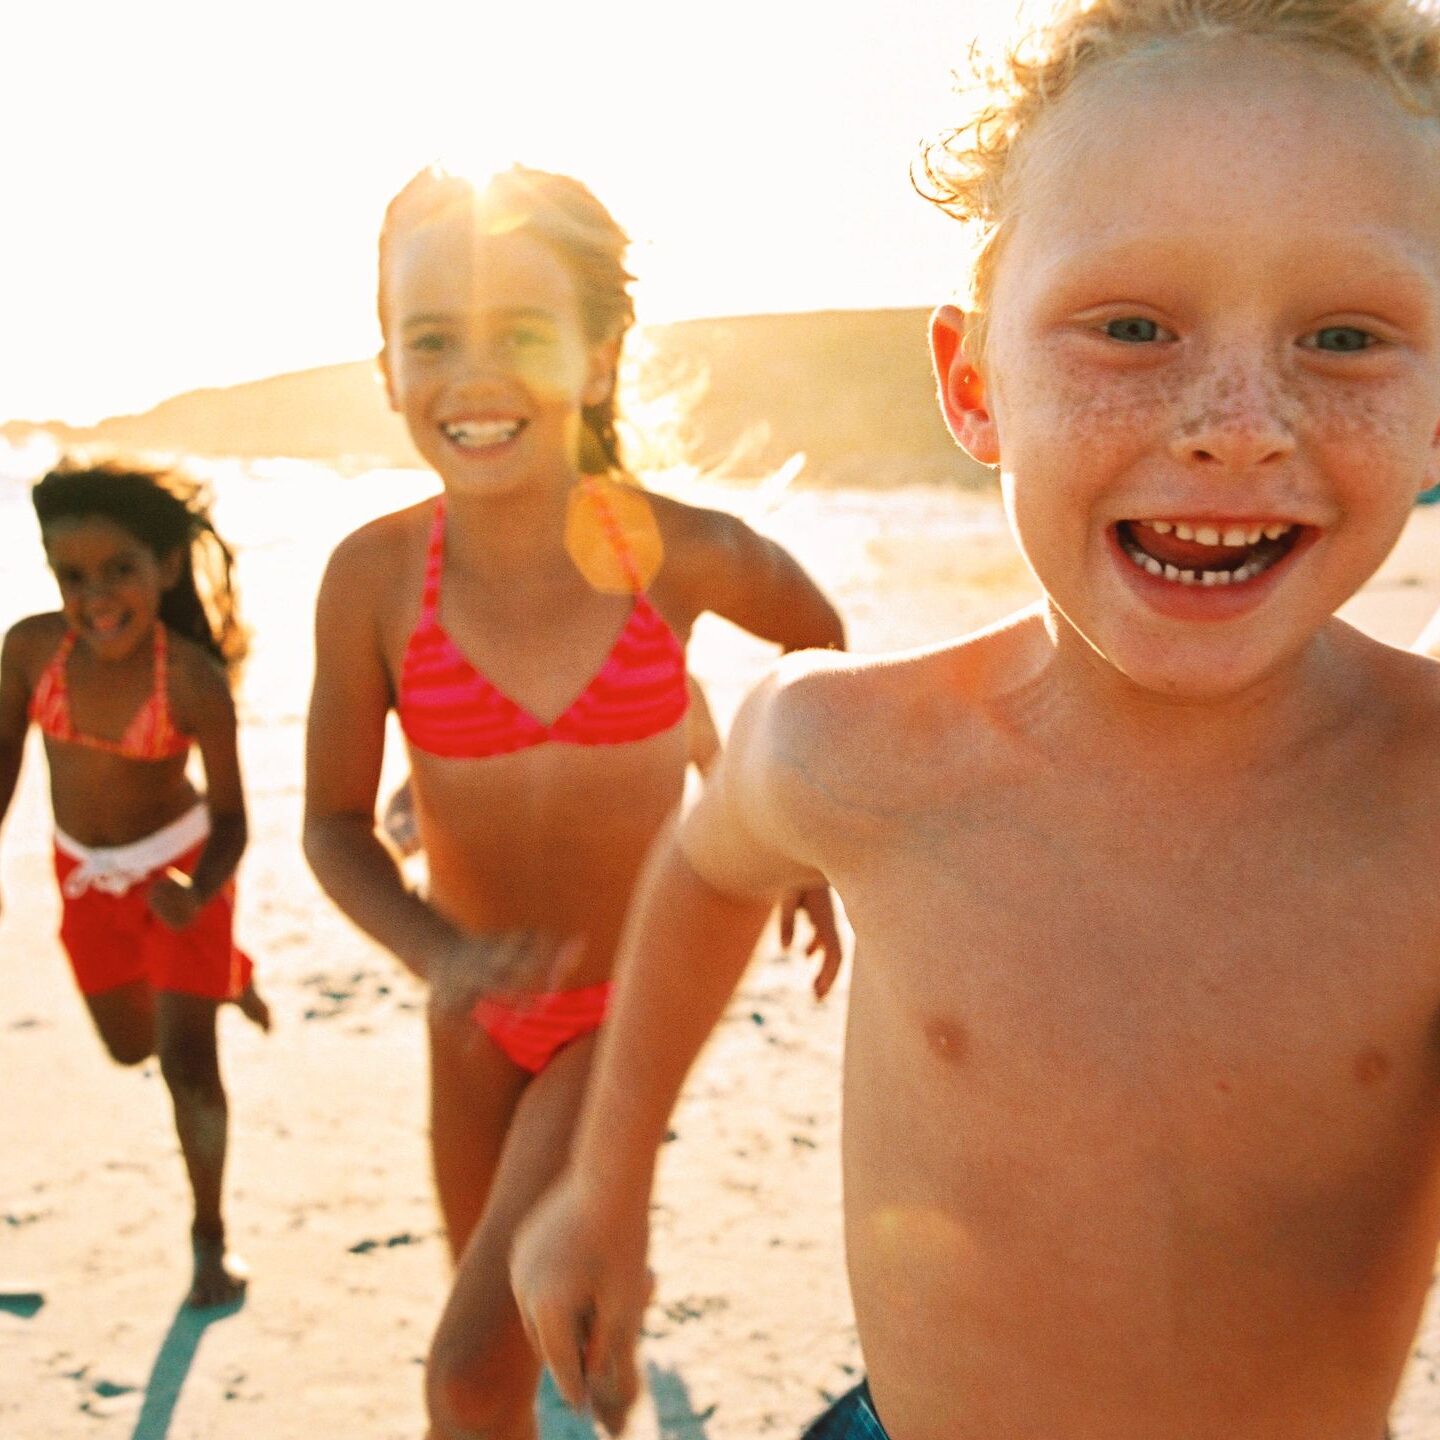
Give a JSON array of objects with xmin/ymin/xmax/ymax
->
[{"xmin": 924, "ymin": 1015, "xmax": 969, "ymax": 1065}]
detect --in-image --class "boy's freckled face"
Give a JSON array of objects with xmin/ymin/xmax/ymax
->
[{"xmin": 973, "ymin": 38, "xmax": 1440, "ymax": 698}]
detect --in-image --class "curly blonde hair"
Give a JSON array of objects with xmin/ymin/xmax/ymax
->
[{"xmin": 916, "ymin": 0, "xmax": 1440, "ymax": 358}]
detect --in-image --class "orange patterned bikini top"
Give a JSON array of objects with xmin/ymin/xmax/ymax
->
[{"xmin": 29, "ymin": 624, "xmax": 191, "ymax": 761}]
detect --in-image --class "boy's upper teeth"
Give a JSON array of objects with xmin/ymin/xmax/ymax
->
[{"xmin": 1137, "ymin": 519, "xmax": 1291, "ymax": 546}]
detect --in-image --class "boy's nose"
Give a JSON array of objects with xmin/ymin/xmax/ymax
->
[{"xmin": 1168, "ymin": 369, "xmax": 1296, "ymax": 471}]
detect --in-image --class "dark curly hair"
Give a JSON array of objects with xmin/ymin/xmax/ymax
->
[
  {"xmin": 33, "ymin": 458, "xmax": 248, "ymax": 678},
  {"xmin": 378, "ymin": 163, "xmax": 637, "ymax": 476}
]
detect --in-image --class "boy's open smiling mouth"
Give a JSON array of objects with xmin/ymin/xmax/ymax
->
[{"xmin": 1115, "ymin": 517, "xmax": 1305, "ymax": 588}]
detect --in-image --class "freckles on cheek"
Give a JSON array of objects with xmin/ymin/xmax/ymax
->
[
  {"xmin": 1306, "ymin": 387, "xmax": 1416, "ymax": 449},
  {"xmin": 1029, "ymin": 365, "xmax": 1190, "ymax": 445}
]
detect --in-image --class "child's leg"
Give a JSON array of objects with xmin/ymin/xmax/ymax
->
[
  {"xmin": 154, "ymin": 990, "xmax": 246, "ymax": 1308},
  {"xmin": 426, "ymin": 1034, "xmax": 597, "ymax": 1440},
  {"xmin": 427, "ymin": 1017, "xmax": 531, "ymax": 1263},
  {"xmin": 82, "ymin": 979, "xmax": 156, "ymax": 1065}
]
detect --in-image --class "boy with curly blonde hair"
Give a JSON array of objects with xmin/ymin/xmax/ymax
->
[{"xmin": 511, "ymin": 2, "xmax": 1440, "ymax": 1435}]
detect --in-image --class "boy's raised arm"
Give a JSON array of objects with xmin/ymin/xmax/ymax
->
[{"xmin": 511, "ymin": 667, "xmax": 827, "ymax": 1433}]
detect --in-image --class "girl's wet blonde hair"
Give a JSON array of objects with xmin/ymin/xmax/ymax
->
[
  {"xmin": 916, "ymin": 0, "xmax": 1440, "ymax": 360},
  {"xmin": 378, "ymin": 164, "xmax": 637, "ymax": 477}
]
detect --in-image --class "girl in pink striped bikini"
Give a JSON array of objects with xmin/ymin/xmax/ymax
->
[{"xmin": 303, "ymin": 164, "xmax": 846, "ymax": 1439}]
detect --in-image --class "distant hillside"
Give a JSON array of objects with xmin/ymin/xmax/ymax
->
[{"xmin": 2, "ymin": 307, "xmax": 993, "ymax": 488}]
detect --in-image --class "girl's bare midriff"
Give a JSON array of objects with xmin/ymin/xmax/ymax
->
[{"xmin": 410, "ymin": 725, "xmax": 688, "ymax": 985}]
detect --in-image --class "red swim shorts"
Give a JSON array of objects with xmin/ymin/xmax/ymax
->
[
  {"xmin": 472, "ymin": 981, "xmax": 611, "ymax": 1074},
  {"xmin": 53, "ymin": 838, "xmax": 253, "ymax": 1001}
]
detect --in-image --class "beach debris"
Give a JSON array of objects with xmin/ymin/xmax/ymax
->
[
  {"xmin": 347, "ymin": 1231, "xmax": 426, "ymax": 1255},
  {"xmin": 3, "ymin": 1202, "xmax": 51, "ymax": 1227}
]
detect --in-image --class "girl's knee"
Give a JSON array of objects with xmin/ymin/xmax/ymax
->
[
  {"xmin": 102, "ymin": 1033, "xmax": 154, "ymax": 1067},
  {"xmin": 158, "ymin": 1042, "xmax": 223, "ymax": 1098},
  {"xmin": 426, "ymin": 1325, "xmax": 536, "ymax": 1440}
]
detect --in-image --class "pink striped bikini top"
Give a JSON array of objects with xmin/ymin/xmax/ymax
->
[
  {"xmin": 397, "ymin": 489, "xmax": 689, "ymax": 759},
  {"xmin": 29, "ymin": 624, "xmax": 190, "ymax": 761}
]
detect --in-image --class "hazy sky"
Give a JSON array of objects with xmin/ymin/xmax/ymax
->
[{"xmin": 3, "ymin": 0, "xmax": 1016, "ymax": 425}]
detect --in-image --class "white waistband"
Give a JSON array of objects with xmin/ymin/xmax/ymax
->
[{"xmin": 56, "ymin": 804, "xmax": 211, "ymax": 898}]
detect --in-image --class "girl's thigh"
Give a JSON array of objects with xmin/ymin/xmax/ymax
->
[
  {"xmin": 428, "ymin": 1019, "xmax": 530, "ymax": 1261},
  {"xmin": 435, "ymin": 1033, "xmax": 598, "ymax": 1349},
  {"xmin": 83, "ymin": 979, "xmax": 156, "ymax": 1065}
]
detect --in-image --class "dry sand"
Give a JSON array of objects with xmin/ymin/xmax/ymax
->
[{"xmin": 3, "ymin": 463, "xmax": 1439, "ymax": 1439}]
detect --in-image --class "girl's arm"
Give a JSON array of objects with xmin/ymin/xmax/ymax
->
[
  {"xmin": 148, "ymin": 647, "xmax": 247, "ymax": 929},
  {"xmin": 303, "ymin": 534, "xmax": 573, "ymax": 1006},
  {"xmin": 0, "ymin": 624, "xmax": 38, "ymax": 894},
  {"xmin": 668, "ymin": 506, "xmax": 847, "ymax": 989},
  {"xmin": 674, "ymin": 505, "xmax": 846, "ymax": 655},
  {"xmin": 302, "ymin": 531, "xmax": 460, "ymax": 979}
]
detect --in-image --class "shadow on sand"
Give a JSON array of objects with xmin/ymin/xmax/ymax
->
[
  {"xmin": 128, "ymin": 1292, "xmax": 245, "ymax": 1440},
  {"xmin": 537, "ymin": 1362, "xmax": 714, "ymax": 1439},
  {"xmin": 115, "ymin": 1293, "xmax": 704, "ymax": 1440}
]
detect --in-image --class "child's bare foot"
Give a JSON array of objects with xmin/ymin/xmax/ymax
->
[
  {"xmin": 233, "ymin": 981, "xmax": 272, "ymax": 1033},
  {"xmin": 188, "ymin": 1228, "xmax": 248, "ymax": 1309}
]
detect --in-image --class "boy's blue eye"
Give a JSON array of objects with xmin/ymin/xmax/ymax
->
[
  {"xmin": 1105, "ymin": 317, "xmax": 1162, "ymax": 344},
  {"xmin": 408, "ymin": 332, "xmax": 448, "ymax": 353},
  {"xmin": 1312, "ymin": 326, "xmax": 1373, "ymax": 353}
]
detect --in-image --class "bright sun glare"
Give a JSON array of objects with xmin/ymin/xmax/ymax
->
[{"xmin": 2, "ymin": 0, "xmax": 1014, "ymax": 426}]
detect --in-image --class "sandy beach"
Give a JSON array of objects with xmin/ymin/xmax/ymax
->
[{"xmin": 3, "ymin": 456, "xmax": 1439, "ymax": 1439}]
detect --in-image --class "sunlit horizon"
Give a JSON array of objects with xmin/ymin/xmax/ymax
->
[{"xmin": 3, "ymin": 0, "xmax": 1023, "ymax": 428}]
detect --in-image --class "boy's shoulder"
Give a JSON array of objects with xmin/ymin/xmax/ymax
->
[
  {"xmin": 1352, "ymin": 626, "xmax": 1440, "ymax": 747},
  {"xmin": 747, "ymin": 606, "xmax": 1046, "ymax": 781}
]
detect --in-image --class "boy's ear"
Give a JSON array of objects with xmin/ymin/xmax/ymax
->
[
  {"xmin": 930, "ymin": 305, "xmax": 999, "ymax": 466},
  {"xmin": 376, "ymin": 348, "xmax": 399, "ymax": 412}
]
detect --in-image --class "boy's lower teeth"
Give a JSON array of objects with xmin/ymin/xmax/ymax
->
[{"xmin": 1133, "ymin": 553, "xmax": 1267, "ymax": 586}]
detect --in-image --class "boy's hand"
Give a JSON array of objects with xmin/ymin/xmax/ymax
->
[
  {"xmin": 511, "ymin": 1174, "xmax": 653, "ymax": 1435},
  {"xmin": 148, "ymin": 868, "xmax": 204, "ymax": 930},
  {"xmin": 426, "ymin": 930, "xmax": 588, "ymax": 1025},
  {"xmin": 780, "ymin": 885, "xmax": 844, "ymax": 998}
]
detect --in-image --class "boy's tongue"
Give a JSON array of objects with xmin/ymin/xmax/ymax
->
[{"xmin": 1130, "ymin": 524, "xmax": 1249, "ymax": 571}]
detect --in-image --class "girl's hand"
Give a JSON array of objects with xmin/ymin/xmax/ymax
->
[
  {"xmin": 779, "ymin": 885, "xmax": 844, "ymax": 999},
  {"xmin": 426, "ymin": 930, "xmax": 588, "ymax": 1026},
  {"xmin": 148, "ymin": 868, "xmax": 204, "ymax": 931}
]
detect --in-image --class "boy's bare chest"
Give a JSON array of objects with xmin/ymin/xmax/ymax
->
[{"xmin": 834, "ymin": 768, "xmax": 1440, "ymax": 1113}]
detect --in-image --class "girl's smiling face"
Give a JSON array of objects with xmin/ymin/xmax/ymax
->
[
  {"xmin": 379, "ymin": 215, "xmax": 616, "ymax": 495},
  {"xmin": 936, "ymin": 36, "xmax": 1440, "ymax": 701},
  {"xmin": 44, "ymin": 515, "xmax": 178, "ymax": 662}
]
